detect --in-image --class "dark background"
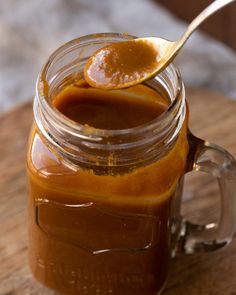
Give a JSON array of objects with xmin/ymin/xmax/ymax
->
[{"xmin": 157, "ymin": 0, "xmax": 236, "ymax": 51}]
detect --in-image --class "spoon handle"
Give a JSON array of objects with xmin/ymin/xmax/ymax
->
[{"xmin": 179, "ymin": 0, "xmax": 235, "ymax": 46}]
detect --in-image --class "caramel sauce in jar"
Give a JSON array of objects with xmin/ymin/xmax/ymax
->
[{"xmin": 27, "ymin": 34, "xmax": 189, "ymax": 295}]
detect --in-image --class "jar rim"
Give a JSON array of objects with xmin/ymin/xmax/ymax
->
[{"xmin": 37, "ymin": 32, "xmax": 184, "ymax": 138}]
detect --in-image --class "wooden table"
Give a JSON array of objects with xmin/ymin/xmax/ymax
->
[{"xmin": 1, "ymin": 89, "xmax": 236, "ymax": 295}]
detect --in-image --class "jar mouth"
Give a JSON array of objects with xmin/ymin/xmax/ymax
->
[
  {"xmin": 37, "ymin": 32, "xmax": 184, "ymax": 138},
  {"xmin": 34, "ymin": 33, "xmax": 185, "ymax": 173}
]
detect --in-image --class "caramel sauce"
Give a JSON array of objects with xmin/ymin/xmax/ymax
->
[
  {"xmin": 53, "ymin": 82, "xmax": 167, "ymax": 129},
  {"xmin": 84, "ymin": 40, "xmax": 159, "ymax": 89},
  {"xmin": 27, "ymin": 81, "xmax": 189, "ymax": 294}
]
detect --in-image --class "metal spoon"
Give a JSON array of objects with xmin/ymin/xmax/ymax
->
[{"xmin": 84, "ymin": 0, "xmax": 235, "ymax": 89}]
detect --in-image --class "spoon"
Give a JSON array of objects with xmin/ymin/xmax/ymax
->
[{"xmin": 84, "ymin": 0, "xmax": 235, "ymax": 89}]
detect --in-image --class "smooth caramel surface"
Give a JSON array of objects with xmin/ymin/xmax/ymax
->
[
  {"xmin": 53, "ymin": 81, "xmax": 167, "ymax": 129},
  {"xmin": 84, "ymin": 40, "xmax": 159, "ymax": 89}
]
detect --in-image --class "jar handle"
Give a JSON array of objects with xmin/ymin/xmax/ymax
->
[{"xmin": 178, "ymin": 132, "xmax": 236, "ymax": 254}]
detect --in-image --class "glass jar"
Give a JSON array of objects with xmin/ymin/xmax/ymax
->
[{"xmin": 27, "ymin": 33, "xmax": 236, "ymax": 295}]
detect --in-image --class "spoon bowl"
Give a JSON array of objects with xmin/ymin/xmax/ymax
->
[
  {"xmin": 84, "ymin": 0, "xmax": 235, "ymax": 89},
  {"xmin": 84, "ymin": 37, "xmax": 178, "ymax": 89}
]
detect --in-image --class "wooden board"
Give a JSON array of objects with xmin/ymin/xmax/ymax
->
[{"xmin": 0, "ymin": 89, "xmax": 236, "ymax": 295}]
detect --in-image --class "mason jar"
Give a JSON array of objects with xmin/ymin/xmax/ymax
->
[{"xmin": 27, "ymin": 33, "xmax": 236, "ymax": 295}]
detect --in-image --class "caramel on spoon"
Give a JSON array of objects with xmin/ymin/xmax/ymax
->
[{"xmin": 84, "ymin": 0, "xmax": 235, "ymax": 89}]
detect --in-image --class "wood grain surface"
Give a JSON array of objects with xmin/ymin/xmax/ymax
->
[{"xmin": 0, "ymin": 89, "xmax": 236, "ymax": 295}]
